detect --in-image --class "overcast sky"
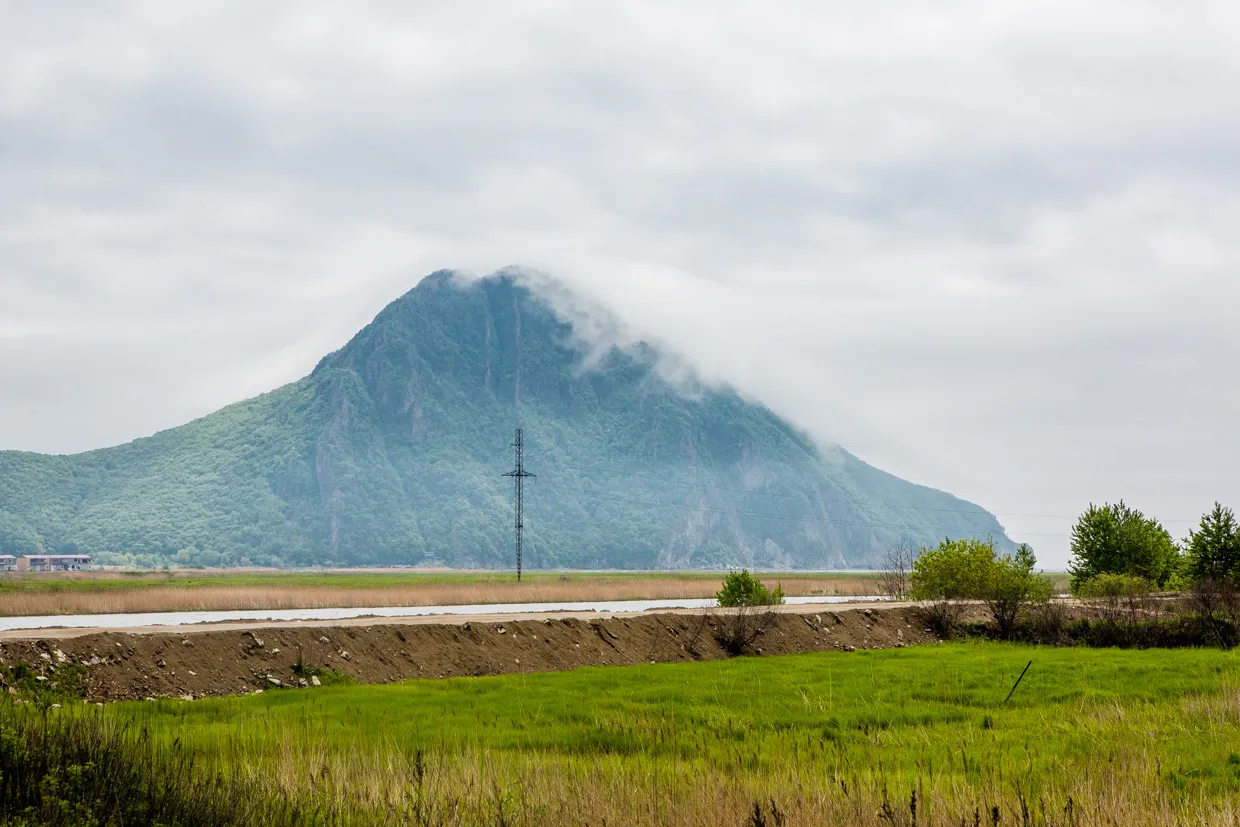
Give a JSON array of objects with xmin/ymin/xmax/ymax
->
[{"xmin": 3, "ymin": 2, "xmax": 1239, "ymax": 566}]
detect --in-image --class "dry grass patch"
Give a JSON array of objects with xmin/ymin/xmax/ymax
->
[{"xmin": 0, "ymin": 573, "xmax": 880, "ymax": 616}]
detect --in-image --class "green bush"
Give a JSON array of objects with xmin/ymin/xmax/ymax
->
[
  {"xmin": 716, "ymin": 570, "xmax": 785, "ymax": 608},
  {"xmin": 910, "ymin": 538, "xmax": 993, "ymax": 603},
  {"xmin": 912, "ymin": 538, "xmax": 1052, "ymax": 638},
  {"xmin": 982, "ymin": 545, "xmax": 1054, "ymax": 639},
  {"xmin": 1077, "ymin": 572, "xmax": 1152, "ymax": 601}
]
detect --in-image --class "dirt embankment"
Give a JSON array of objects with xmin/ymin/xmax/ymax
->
[{"xmin": 0, "ymin": 604, "xmax": 980, "ymax": 702}]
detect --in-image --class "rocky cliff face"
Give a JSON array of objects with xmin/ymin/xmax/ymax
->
[{"xmin": 0, "ymin": 271, "xmax": 1013, "ymax": 568}]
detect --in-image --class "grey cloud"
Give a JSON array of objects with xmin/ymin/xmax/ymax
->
[{"xmin": 2, "ymin": 0, "xmax": 1239, "ymax": 564}]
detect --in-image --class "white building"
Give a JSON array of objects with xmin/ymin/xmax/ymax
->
[
  {"xmin": 16, "ymin": 554, "xmax": 92, "ymax": 572},
  {"xmin": 0, "ymin": 555, "xmax": 16, "ymax": 572}
]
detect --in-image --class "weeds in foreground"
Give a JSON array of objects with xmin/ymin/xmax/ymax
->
[
  {"xmin": 0, "ymin": 663, "xmax": 88, "ymax": 710},
  {"xmin": 0, "ymin": 704, "xmax": 309, "ymax": 826}
]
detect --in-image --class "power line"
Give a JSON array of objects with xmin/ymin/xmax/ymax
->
[
  {"xmin": 268, "ymin": 481, "xmax": 1067, "ymax": 541},
  {"xmin": 567, "ymin": 488, "xmax": 1074, "ymax": 538},
  {"xmin": 615, "ymin": 471, "xmax": 1060, "ymax": 520},
  {"xmin": 253, "ymin": 466, "xmax": 1203, "ymax": 541},
  {"xmin": 258, "ymin": 458, "xmax": 1202, "ymax": 528},
  {"xmin": 613, "ymin": 470, "xmax": 1199, "ymax": 523}
]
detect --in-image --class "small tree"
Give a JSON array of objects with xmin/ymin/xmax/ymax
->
[
  {"xmin": 910, "ymin": 537, "xmax": 993, "ymax": 635},
  {"xmin": 716, "ymin": 570, "xmax": 785, "ymax": 608},
  {"xmin": 714, "ymin": 570, "xmax": 785, "ymax": 655},
  {"xmin": 982, "ymin": 544, "xmax": 1053, "ymax": 639},
  {"xmin": 912, "ymin": 537, "xmax": 1051, "ymax": 639},
  {"xmin": 1186, "ymin": 503, "xmax": 1240, "ymax": 585},
  {"xmin": 1068, "ymin": 501, "xmax": 1181, "ymax": 592},
  {"xmin": 876, "ymin": 540, "xmax": 915, "ymax": 600}
]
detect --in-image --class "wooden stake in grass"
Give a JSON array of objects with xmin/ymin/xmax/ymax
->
[{"xmin": 1003, "ymin": 660, "xmax": 1033, "ymax": 705}]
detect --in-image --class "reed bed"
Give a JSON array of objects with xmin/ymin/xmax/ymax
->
[{"xmin": 0, "ymin": 573, "xmax": 879, "ymax": 616}]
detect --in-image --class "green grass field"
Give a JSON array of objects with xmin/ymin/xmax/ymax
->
[{"xmin": 95, "ymin": 643, "xmax": 1240, "ymax": 825}]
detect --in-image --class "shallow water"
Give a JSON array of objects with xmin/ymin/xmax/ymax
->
[{"xmin": 0, "ymin": 595, "xmax": 878, "ymax": 632}]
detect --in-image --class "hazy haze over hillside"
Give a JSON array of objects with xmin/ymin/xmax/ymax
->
[
  {"xmin": 2, "ymin": 4, "xmax": 1239, "ymax": 566},
  {"xmin": 0, "ymin": 272, "xmax": 1013, "ymax": 569}
]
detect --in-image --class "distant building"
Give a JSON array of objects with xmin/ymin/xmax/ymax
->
[
  {"xmin": 0, "ymin": 555, "xmax": 16, "ymax": 572},
  {"xmin": 16, "ymin": 554, "xmax": 92, "ymax": 572}
]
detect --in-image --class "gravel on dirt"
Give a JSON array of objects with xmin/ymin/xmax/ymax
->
[{"xmin": 0, "ymin": 603, "xmax": 984, "ymax": 702}]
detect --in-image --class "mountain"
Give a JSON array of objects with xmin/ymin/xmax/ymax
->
[{"xmin": 0, "ymin": 271, "xmax": 1013, "ymax": 569}]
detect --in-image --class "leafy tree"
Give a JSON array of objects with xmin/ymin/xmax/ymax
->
[
  {"xmin": 911, "ymin": 537, "xmax": 992, "ymax": 602},
  {"xmin": 716, "ymin": 569, "xmax": 785, "ymax": 607},
  {"xmin": 712, "ymin": 570, "xmax": 785, "ymax": 655},
  {"xmin": 1068, "ymin": 502, "xmax": 1181, "ymax": 592},
  {"xmin": 0, "ymin": 513, "xmax": 41, "ymax": 557},
  {"xmin": 910, "ymin": 536, "xmax": 995, "ymax": 634},
  {"xmin": 982, "ymin": 543, "xmax": 1053, "ymax": 639},
  {"xmin": 912, "ymin": 537, "xmax": 1051, "ymax": 638},
  {"xmin": 1186, "ymin": 503, "xmax": 1240, "ymax": 584}
]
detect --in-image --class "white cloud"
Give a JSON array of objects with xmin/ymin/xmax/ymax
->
[{"xmin": 1, "ymin": 0, "xmax": 1238, "ymax": 564}]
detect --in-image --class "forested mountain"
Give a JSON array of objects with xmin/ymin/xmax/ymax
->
[{"xmin": 0, "ymin": 272, "xmax": 1014, "ymax": 569}]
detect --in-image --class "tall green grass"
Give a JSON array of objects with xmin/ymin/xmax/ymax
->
[{"xmin": 87, "ymin": 643, "xmax": 1240, "ymax": 824}]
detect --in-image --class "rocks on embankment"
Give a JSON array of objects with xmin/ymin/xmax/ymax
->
[{"xmin": 0, "ymin": 605, "xmax": 972, "ymax": 702}]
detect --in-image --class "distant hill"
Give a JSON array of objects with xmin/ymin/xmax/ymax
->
[{"xmin": 0, "ymin": 271, "xmax": 1013, "ymax": 569}]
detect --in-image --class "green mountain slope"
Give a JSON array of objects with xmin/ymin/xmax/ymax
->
[{"xmin": 0, "ymin": 272, "xmax": 1013, "ymax": 569}]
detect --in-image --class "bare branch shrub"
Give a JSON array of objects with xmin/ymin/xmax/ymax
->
[
  {"xmin": 1077, "ymin": 573, "xmax": 1159, "ymax": 646},
  {"xmin": 917, "ymin": 600, "xmax": 967, "ymax": 638},
  {"xmin": 876, "ymin": 541, "xmax": 915, "ymax": 600},
  {"xmin": 714, "ymin": 605, "xmax": 780, "ymax": 655},
  {"xmin": 681, "ymin": 612, "xmax": 714, "ymax": 660},
  {"xmin": 1027, "ymin": 599, "xmax": 1068, "ymax": 645},
  {"xmin": 1189, "ymin": 578, "xmax": 1240, "ymax": 647},
  {"xmin": 1079, "ymin": 574, "xmax": 1155, "ymax": 627}
]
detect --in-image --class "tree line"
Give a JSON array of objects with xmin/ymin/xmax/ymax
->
[{"xmin": 882, "ymin": 500, "xmax": 1240, "ymax": 642}]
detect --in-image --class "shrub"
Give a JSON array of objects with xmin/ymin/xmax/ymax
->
[
  {"xmin": 714, "ymin": 571, "xmax": 785, "ymax": 655},
  {"xmin": 876, "ymin": 541, "xmax": 915, "ymax": 600},
  {"xmin": 912, "ymin": 538, "xmax": 1051, "ymax": 639},
  {"xmin": 1188, "ymin": 577, "xmax": 1240, "ymax": 647},
  {"xmin": 1027, "ymin": 600, "xmax": 1069, "ymax": 645},
  {"xmin": 716, "ymin": 570, "xmax": 785, "ymax": 608},
  {"xmin": 911, "ymin": 537, "xmax": 992, "ymax": 636},
  {"xmin": 1077, "ymin": 573, "xmax": 1157, "ymax": 645},
  {"xmin": 981, "ymin": 545, "xmax": 1053, "ymax": 639}
]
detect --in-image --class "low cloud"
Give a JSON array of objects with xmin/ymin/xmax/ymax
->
[{"xmin": 2, "ymin": 1, "xmax": 1238, "ymax": 564}]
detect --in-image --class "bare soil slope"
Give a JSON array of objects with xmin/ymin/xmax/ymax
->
[{"xmin": 0, "ymin": 604, "xmax": 982, "ymax": 702}]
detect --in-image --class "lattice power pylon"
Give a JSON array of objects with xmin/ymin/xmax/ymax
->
[{"xmin": 502, "ymin": 429, "xmax": 535, "ymax": 582}]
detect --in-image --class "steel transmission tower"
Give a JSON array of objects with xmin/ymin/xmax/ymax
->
[{"xmin": 502, "ymin": 429, "xmax": 535, "ymax": 582}]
